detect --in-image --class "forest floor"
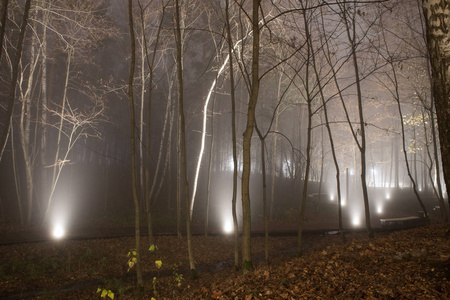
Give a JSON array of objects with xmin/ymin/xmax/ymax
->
[{"xmin": 0, "ymin": 222, "xmax": 449, "ymax": 299}]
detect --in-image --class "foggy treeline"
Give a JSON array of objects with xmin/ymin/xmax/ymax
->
[{"xmin": 0, "ymin": 0, "xmax": 449, "ymax": 274}]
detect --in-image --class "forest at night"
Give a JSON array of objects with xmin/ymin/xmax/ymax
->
[{"xmin": 0, "ymin": 0, "xmax": 449, "ymax": 298}]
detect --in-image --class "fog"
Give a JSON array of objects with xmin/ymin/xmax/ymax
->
[{"xmin": 0, "ymin": 0, "xmax": 448, "ymax": 233}]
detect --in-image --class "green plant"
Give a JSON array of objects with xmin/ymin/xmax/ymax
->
[
  {"xmin": 126, "ymin": 249, "xmax": 138, "ymax": 272},
  {"xmin": 96, "ymin": 287, "xmax": 114, "ymax": 299},
  {"xmin": 172, "ymin": 263, "xmax": 184, "ymax": 288}
]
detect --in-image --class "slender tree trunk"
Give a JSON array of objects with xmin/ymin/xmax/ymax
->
[
  {"xmin": 270, "ymin": 68, "xmax": 283, "ymax": 221},
  {"xmin": 176, "ymin": 109, "xmax": 182, "ymax": 239},
  {"xmin": 39, "ymin": 0, "xmax": 49, "ymax": 218},
  {"xmin": 255, "ymin": 126, "xmax": 269, "ymax": 264},
  {"xmin": 392, "ymin": 72, "xmax": 430, "ymax": 223},
  {"xmin": 241, "ymin": 0, "xmax": 261, "ymax": 272},
  {"xmin": 140, "ymin": 0, "xmax": 165, "ymax": 245},
  {"xmin": 225, "ymin": 0, "xmax": 239, "ymax": 269},
  {"xmin": 204, "ymin": 95, "xmax": 215, "ymax": 236},
  {"xmin": 175, "ymin": 0, "xmax": 196, "ymax": 278},
  {"xmin": 20, "ymin": 28, "xmax": 38, "ymax": 224},
  {"xmin": 11, "ymin": 126, "xmax": 24, "ymax": 225},
  {"xmin": 341, "ymin": 2, "xmax": 373, "ymax": 237},
  {"xmin": 153, "ymin": 91, "xmax": 175, "ymax": 202},
  {"xmin": 422, "ymin": 108, "xmax": 448, "ymax": 221},
  {"xmin": 0, "ymin": 0, "xmax": 32, "ymax": 162},
  {"xmin": 298, "ymin": 4, "xmax": 314, "ymax": 255},
  {"xmin": 316, "ymin": 14, "xmax": 345, "ymax": 240},
  {"xmin": 149, "ymin": 80, "xmax": 173, "ymax": 206},
  {"xmin": 139, "ymin": 33, "xmax": 146, "ymax": 211},
  {"xmin": 127, "ymin": 0, "xmax": 143, "ymax": 288}
]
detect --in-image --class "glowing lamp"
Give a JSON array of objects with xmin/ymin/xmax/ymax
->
[
  {"xmin": 352, "ymin": 216, "xmax": 360, "ymax": 227},
  {"xmin": 330, "ymin": 194, "xmax": 335, "ymax": 201},
  {"xmin": 376, "ymin": 205, "xmax": 383, "ymax": 214},
  {"xmin": 52, "ymin": 224, "xmax": 65, "ymax": 239},
  {"xmin": 385, "ymin": 193, "xmax": 390, "ymax": 200},
  {"xmin": 223, "ymin": 220, "xmax": 233, "ymax": 234}
]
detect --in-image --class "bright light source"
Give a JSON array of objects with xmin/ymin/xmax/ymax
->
[
  {"xmin": 330, "ymin": 194, "xmax": 335, "ymax": 201},
  {"xmin": 376, "ymin": 205, "xmax": 383, "ymax": 214},
  {"xmin": 352, "ymin": 215, "xmax": 360, "ymax": 227},
  {"xmin": 52, "ymin": 224, "xmax": 65, "ymax": 239},
  {"xmin": 340, "ymin": 199, "xmax": 346, "ymax": 207},
  {"xmin": 223, "ymin": 220, "xmax": 233, "ymax": 234},
  {"xmin": 385, "ymin": 193, "xmax": 390, "ymax": 200}
]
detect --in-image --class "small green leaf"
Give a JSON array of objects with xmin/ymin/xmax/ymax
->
[
  {"xmin": 155, "ymin": 260, "xmax": 162, "ymax": 269},
  {"xmin": 101, "ymin": 289, "xmax": 108, "ymax": 298},
  {"xmin": 149, "ymin": 244, "xmax": 158, "ymax": 252},
  {"xmin": 107, "ymin": 290, "xmax": 114, "ymax": 299},
  {"xmin": 96, "ymin": 287, "xmax": 102, "ymax": 293}
]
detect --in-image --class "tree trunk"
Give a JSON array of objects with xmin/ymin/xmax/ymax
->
[
  {"xmin": 39, "ymin": 0, "xmax": 49, "ymax": 218},
  {"xmin": 241, "ymin": 0, "xmax": 261, "ymax": 272},
  {"xmin": 341, "ymin": 2, "xmax": 373, "ymax": 237},
  {"xmin": 422, "ymin": 0, "xmax": 450, "ymax": 209},
  {"xmin": 175, "ymin": 0, "xmax": 196, "ymax": 278},
  {"xmin": 205, "ymin": 95, "xmax": 215, "ymax": 236},
  {"xmin": 127, "ymin": 0, "xmax": 143, "ymax": 288},
  {"xmin": 255, "ymin": 126, "xmax": 269, "ymax": 264},
  {"xmin": 20, "ymin": 24, "xmax": 38, "ymax": 224},
  {"xmin": 225, "ymin": 0, "xmax": 239, "ymax": 270}
]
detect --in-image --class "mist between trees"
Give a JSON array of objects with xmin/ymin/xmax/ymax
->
[{"xmin": 0, "ymin": 0, "xmax": 449, "ymax": 276}]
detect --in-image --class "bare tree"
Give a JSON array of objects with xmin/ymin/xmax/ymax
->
[
  {"xmin": 127, "ymin": 0, "xmax": 143, "ymax": 288},
  {"xmin": 175, "ymin": 0, "xmax": 196, "ymax": 278},
  {"xmin": 240, "ymin": 0, "xmax": 261, "ymax": 272},
  {"xmin": 225, "ymin": 0, "xmax": 239, "ymax": 270},
  {"xmin": 0, "ymin": 0, "xmax": 32, "ymax": 162}
]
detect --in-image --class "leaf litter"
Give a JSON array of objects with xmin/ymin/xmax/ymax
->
[{"xmin": 0, "ymin": 223, "xmax": 448, "ymax": 299}]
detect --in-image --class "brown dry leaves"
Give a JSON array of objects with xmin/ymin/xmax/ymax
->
[
  {"xmin": 186, "ymin": 223, "xmax": 450, "ymax": 299},
  {"xmin": 0, "ymin": 224, "xmax": 449, "ymax": 299}
]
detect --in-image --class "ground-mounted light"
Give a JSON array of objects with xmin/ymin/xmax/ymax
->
[
  {"xmin": 385, "ymin": 192, "xmax": 390, "ymax": 200},
  {"xmin": 329, "ymin": 194, "xmax": 335, "ymax": 201},
  {"xmin": 340, "ymin": 199, "xmax": 346, "ymax": 207},
  {"xmin": 52, "ymin": 223, "xmax": 65, "ymax": 239},
  {"xmin": 352, "ymin": 215, "xmax": 360, "ymax": 227},
  {"xmin": 376, "ymin": 205, "xmax": 383, "ymax": 214},
  {"xmin": 223, "ymin": 220, "xmax": 233, "ymax": 234}
]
